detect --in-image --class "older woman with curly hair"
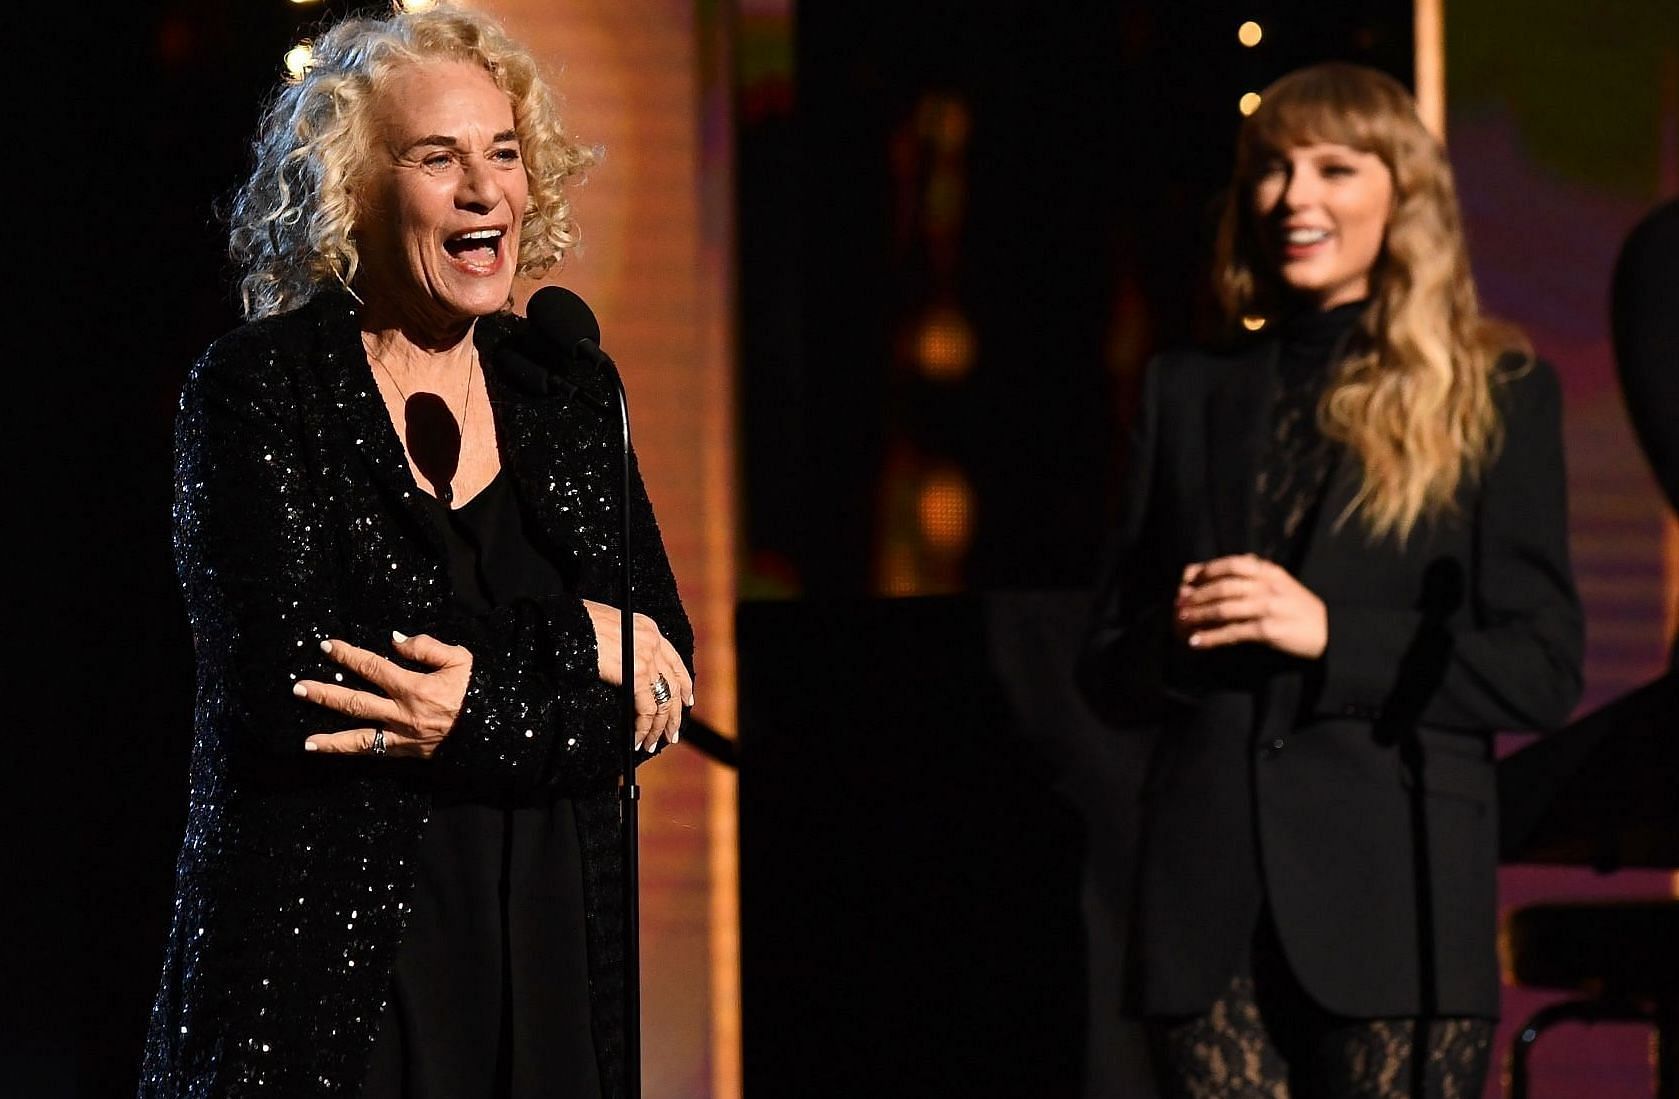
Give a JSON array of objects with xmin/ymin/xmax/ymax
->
[
  {"xmin": 140, "ymin": 6, "xmax": 692, "ymax": 1097},
  {"xmin": 1080, "ymin": 64, "xmax": 1582, "ymax": 1097}
]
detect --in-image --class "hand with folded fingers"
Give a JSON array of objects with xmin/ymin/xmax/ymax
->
[
  {"xmin": 582, "ymin": 598, "xmax": 694, "ymax": 753},
  {"xmin": 1175, "ymin": 553, "xmax": 1328, "ymax": 659},
  {"xmin": 295, "ymin": 631, "xmax": 473, "ymax": 758}
]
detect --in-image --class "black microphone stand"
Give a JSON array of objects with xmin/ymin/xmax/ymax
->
[
  {"xmin": 519, "ymin": 289, "xmax": 647, "ymax": 1096},
  {"xmin": 604, "ymin": 360, "xmax": 645, "ymax": 1099}
]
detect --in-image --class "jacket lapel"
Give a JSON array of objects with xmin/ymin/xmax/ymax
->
[
  {"xmin": 1204, "ymin": 340, "xmax": 1277, "ymax": 557},
  {"xmin": 1296, "ymin": 451, "xmax": 1362, "ymax": 591},
  {"xmin": 310, "ymin": 294, "xmax": 443, "ymax": 550},
  {"xmin": 482, "ymin": 323, "xmax": 613, "ymax": 595}
]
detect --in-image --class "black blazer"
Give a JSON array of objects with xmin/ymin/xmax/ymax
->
[
  {"xmin": 140, "ymin": 292, "xmax": 691, "ymax": 1097},
  {"xmin": 1079, "ymin": 338, "xmax": 1583, "ymax": 1019}
]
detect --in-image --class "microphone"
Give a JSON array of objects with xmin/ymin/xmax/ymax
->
[
  {"xmin": 499, "ymin": 286, "xmax": 609, "ymax": 412},
  {"xmin": 529, "ymin": 285, "xmax": 613, "ymax": 369}
]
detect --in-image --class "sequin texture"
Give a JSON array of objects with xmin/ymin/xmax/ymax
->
[{"xmin": 139, "ymin": 291, "xmax": 692, "ymax": 1098}]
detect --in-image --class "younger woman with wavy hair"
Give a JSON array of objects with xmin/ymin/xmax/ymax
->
[{"xmin": 1081, "ymin": 63, "xmax": 1582, "ymax": 1097}]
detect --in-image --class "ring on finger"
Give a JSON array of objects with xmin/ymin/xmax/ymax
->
[
  {"xmin": 650, "ymin": 673, "xmax": 672, "ymax": 709},
  {"xmin": 371, "ymin": 728, "xmax": 387, "ymax": 756}
]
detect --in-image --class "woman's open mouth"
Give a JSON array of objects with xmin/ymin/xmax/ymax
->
[
  {"xmin": 1281, "ymin": 226, "xmax": 1332, "ymax": 259},
  {"xmin": 443, "ymin": 228, "xmax": 506, "ymax": 274}
]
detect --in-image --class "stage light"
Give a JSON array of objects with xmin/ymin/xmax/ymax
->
[
  {"xmin": 917, "ymin": 468, "xmax": 973, "ymax": 555},
  {"xmin": 1239, "ymin": 92, "xmax": 1262, "ymax": 116},
  {"xmin": 1238, "ymin": 21, "xmax": 1263, "ymax": 46},
  {"xmin": 914, "ymin": 307, "xmax": 976, "ymax": 381},
  {"xmin": 284, "ymin": 42, "xmax": 314, "ymax": 81},
  {"xmin": 397, "ymin": 0, "xmax": 438, "ymax": 11},
  {"xmin": 917, "ymin": 95, "xmax": 971, "ymax": 152},
  {"xmin": 882, "ymin": 544, "xmax": 919, "ymax": 596},
  {"xmin": 1241, "ymin": 315, "xmax": 1267, "ymax": 331},
  {"xmin": 288, "ymin": 0, "xmax": 322, "ymax": 6}
]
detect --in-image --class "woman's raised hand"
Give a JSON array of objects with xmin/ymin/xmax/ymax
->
[
  {"xmin": 1175, "ymin": 553, "xmax": 1328, "ymax": 659},
  {"xmin": 583, "ymin": 599, "xmax": 693, "ymax": 753},
  {"xmin": 297, "ymin": 632, "xmax": 473, "ymax": 757}
]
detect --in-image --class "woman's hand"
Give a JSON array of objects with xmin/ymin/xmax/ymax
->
[
  {"xmin": 583, "ymin": 599, "xmax": 694, "ymax": 753},
  {"xmin": 1175, "ymin": 554, "xmax": 1328, "ymax": 659},
  {"xmin": 296, "ymin": 632, "xmax": 473, "ymax": 758}
]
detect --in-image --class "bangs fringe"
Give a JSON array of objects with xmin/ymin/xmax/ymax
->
[{"xmin": 1236, "ymin": 64, "xmax": 1410, "ymax": 181}]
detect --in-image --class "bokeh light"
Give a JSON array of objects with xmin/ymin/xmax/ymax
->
[
  {"xmin": 914, "ymin": 307, "xmax": 976, "ymax": 380},
  {"xmin": 917, "ymin": 468, "xmax": 974, "ymax": 555},
  {"xmin": 283, "ymin": 43, "xmax": 314, "ymax": 81}
]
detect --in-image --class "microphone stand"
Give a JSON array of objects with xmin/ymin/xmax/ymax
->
[
  {"xmin": 603, "ymin": 357, "xmax": 644, "ymax": 1099},
  {"xmin": 518, "ymin": 295, "xmax": 645, "ymax": 1095}
]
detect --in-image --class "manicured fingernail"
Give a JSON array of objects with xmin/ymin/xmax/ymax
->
[
  {"xmin": 671, "ymin": 729, "xmax": 680, "ymax": 743},
  {"xmin": 293, "ymin": 683, "xmax": 308, "ymax": 698},
  {"xmin": 319, "ymin": 639, "xmax": 333, "ymax": 654},
  {"xmin": 392, "ymin": 630, "xmax": 409, "ymax": 643},
  {"xmin": 1188, "ymin": 634, "xmax": 1202, "ymax": 648},
  {"xmin": 303, "ymin": 740, "xmax": 318, "ymax": 752}
]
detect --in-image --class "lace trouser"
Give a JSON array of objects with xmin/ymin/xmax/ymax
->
[{"xmin": 1145, "ymin": 914, "xmax": 1492, "ymax": 1099}]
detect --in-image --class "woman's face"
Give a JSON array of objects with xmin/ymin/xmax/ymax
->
[
  {"xmin": 1251, "ymin": 142, "xmax": 1393, "ymax": 309},
  {"xmin": 354, "ymin": 60, "xmax": 528, "ymax": 330}
]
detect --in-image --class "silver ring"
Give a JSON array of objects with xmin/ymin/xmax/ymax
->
[
  {"xmin": 371, "ymin": 728, "xmax": 387, "ymax": 756},
  {"xmin": 650, "ymin": 674, "xmax": 672, "ymax": 708}
]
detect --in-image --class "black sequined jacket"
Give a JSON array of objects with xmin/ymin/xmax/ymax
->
[{"xmin": 139, "ymin": 291, "xmax": 692, "ymax": 1098}]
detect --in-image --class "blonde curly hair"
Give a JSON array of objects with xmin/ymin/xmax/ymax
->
[
  {"xmin": 1212, "ymin": 63, "xmax": 1528, "ymax": 544},
  {"xmin": 227, "ymin": 2, "xmax": 595, "ymax": 319}
]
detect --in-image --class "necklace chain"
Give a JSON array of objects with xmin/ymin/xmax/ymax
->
[
  {"xmin": 366, "ymin": 341, "xmax": 478, "ymax": 506},
  {"xmin": 368, "ymin": 343, "xmax": 477, "ymax": 432}
]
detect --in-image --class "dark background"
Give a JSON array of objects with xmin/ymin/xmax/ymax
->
[
  {"xmin": 9, "ymin": 2, "xmax": 1408, "ymax": 1094},
  {"xmin": 737, "ymin": 0, "xmax": 1411, "ymax": 595}
]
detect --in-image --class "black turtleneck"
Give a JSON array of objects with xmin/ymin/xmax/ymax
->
[{"xmin": 1250, "ymin": 300, "xmax": 1365, "ymax": 569}]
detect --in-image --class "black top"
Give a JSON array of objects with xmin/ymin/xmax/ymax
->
[
  {"xmin": 1250, "ymin": 300, "xmax": 1362, "ymax": 569},
  {"xmin": 362, "ymin": 471, "xmax": 602, "ymax": 1099}
]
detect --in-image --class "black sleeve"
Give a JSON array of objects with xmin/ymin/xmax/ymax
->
[
  {"xmin": 175, "ymin": 340, "xmax": 369, "ymax": 760},
  {"xmin": 430, "ymin": 437, "xmax": 694, "ymax": 792},
  {"xmin": 1077, "ymin": 355, "xmax": 1179, "ymax": 728},
  {"xmin": 1311, "ymin": 359, "xmax": 1585, "ymax": 732}
]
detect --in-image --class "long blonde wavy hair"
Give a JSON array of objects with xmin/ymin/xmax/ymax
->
[
  {"xmin": 1213, "ymin": 63, "xmax": 1527, "ymax": 544},
  {"xmin": 227, "ymin": 3, "xmax": 595, "ymax": 319}
]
